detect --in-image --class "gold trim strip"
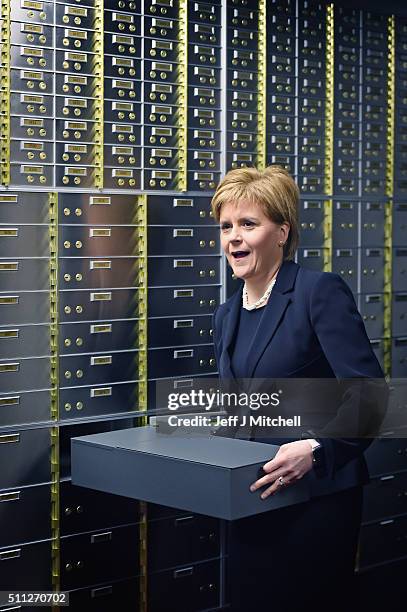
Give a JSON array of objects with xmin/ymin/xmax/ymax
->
[
  {"xmin": 49, "ymin": 193, "xmax": 59, "ymax": 421},
  {"xmin": 94, "ymin": 0, "xmax": 104, "ymax": 188},
  {"xmin": 325, "ymin": 4, "xmax": 334, "ymax": 197},
  {"xmin": 323, "ymin": 200, "xmax": 332, "ymax": 273},
  {"xmin": 137, "ymin": 195, "xmax": 148, "ymax": 612},
  {"xmin": 0, "ymin": 0, "xmax": 11, "ymax": 186},
  {"xmin": 257, "ymin": 0, "xmax": 267, "ymax": 169},
  {"xmin": 384, "ymin": 15, "xmax": 395, "ymax": 377},
  {"xmin": 177, "ymin": 0, "xmax": 188, "ymax": 191},
  {"xmin": 51, "ymin": 427, "xmax": 60, "ymax": 595}
]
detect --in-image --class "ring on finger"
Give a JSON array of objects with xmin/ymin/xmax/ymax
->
[{"xmin": 278, "ymin": 476, "xmax": 285, "ymax": 487}]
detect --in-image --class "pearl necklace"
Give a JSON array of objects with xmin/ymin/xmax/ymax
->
[{"xmin": 242, "ymin": 273, "xmax": 279, "ymax": 311}]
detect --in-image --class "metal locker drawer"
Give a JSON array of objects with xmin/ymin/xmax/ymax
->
[
  {"xmin": 0, "ymin": 291, "xmax": 50, "ymax": 325},
  {"xmin": 105, "ymin": 0, "xmax": 141, "ymax": 12},
  {"xmin": 55, "ymin": 95, "xmax": 96, "ymax": 121},
  {"xmin": 188, "ymin": 65, "xmax": 221, "ymax": 89},
  {"xmin": 10, "ymin": 68, "xmax": 53, "ymax": 96},
  {"xmin": 56, "ymin": 142, "xmax": 95, "ymax": 167},
  {"xmin": 361, "ymin": 202, "xmax": 385, "ymax": 246},
  {"xmin": 359, "ymin": 514, "xmax": 407, "ymax": 568},
  {"xmin": 144, "ymin": 16, "xmax": 179, "ymax": 40},
  {"xmin": 55, "ymin": 4, "xmax": 97, "ymax": 31},
  {"xmin": 144, "ymin": 37, "xmax": 179, "ymax": 64},
  {"xmin": 104, "ymin": 10, "xmax": 141, "ymax": 35},
  {"xmin": 0, "ymin": 226, "xmax": 49, "ymax": 258},
  {"xmin": 268, "ymin": 114, "xmax": 295, "ymax": 136},
  {"xmin": 190, "ymin": 129, "xmax": 221, "ymax": 151},
  {"xmin": 59, "ymin": 193, "xmax": 139, "ymax": 226},
  {"xmin": 148, "ymin": 227, "xmax": 219, "ymax": 256},
  {"xmin": 270, "ymin": 134, "xmax": 295, "ymax": 156},
  {"xmin": 228, "ymin": 68, "xmax": 258, "ymax": 92},
  {"xmin": 269, "ymin": 95, "xmax": 295, "ymax": 117},
  {"xmin": 147, "ymin": 373, "xmax": 215, "ymax": 412},
  {"xmin": 10, "ymin": 139, "xmax": 53, "ymax": 164},
  {"xmin": 104, "ymin": 55, "xmax": 142, "ymax": 80},
  {"xmin": 67, "ymin": 577, "xmax": 139, "ymax": 612},
  {"xmin": 59, "ymin": 418, "xmax": 135, "ymax": 479},
  {"xmin": 144, "ymin": 61, "xmax": 179, "ymax": 86},
  {"xmin": 149, "ymin": 286, "xmax": 220, "ymax": 317},
  {"xmin": 0, "ymin": 427, "xmax": 51, "ymax": 489},
  {"xmin": 365, "ymin": 436, "xmax": 407, "ymax": 477},
  {"xmin": 332, "ymin": 201, "xmax": 357, "ymax": 248},
  {"xmin": 299, "ymin": 116, "xmax": 324, "ymax": 136},
  {"xmin": 392, "ymin": 338, "xmax": 407, "ymax": 378},
  {"xmin": 332, "ymin": 249, "xmax": 357, "ymax": 294},
  {"xmin": 104, "ymin": 78, "xmax": 141, "ymax": 104},
  {"xmin": 358, "ymin": 294, "xmax": 384, "ymax": 340},
  {"xmin": 299, "ymin": 76, "xmax": 324, "ymax": 99},
  {"xmin": 189, "ymin": 23, "xmax": 221, "ymax": 46},
  {"xmin": 104, "ymin": 145, "xmax": 142, "ymax": 168},
  {"xmin": 60, "ymin": 350, "xmax": 138, "ymax": 388},
  {"xmin": 10, "ymin": 115, "xmax": 53, "ymax": 141},
  {"xmin": 59, "ymin": 226, "xmax": 139, "ymax": 257},
  {"xmin": 148, "ymin": 315, "xmax": 213, "ymax": 348},
  {"xmin": 0, "ymin": 484, "xmax": 51, "ymax": 548},
  {"xmin": 334, "ymin": 177, "xmax": 358, "ymax": 196},
  {"xmin": 148, "ymin": 345, "xmax": 216, "ymax": 378},
  {"xmin": 59, "ymin": 288, "xmax": 139, "ymax": 322},
  {"xmin": 148, "ymin": 514, "xmax": 220, "ymax": 572},
  {"xmin": 55, "ymin": 119, "xmax": 97, "ymax": 143},
  {"xmin": 392, "ymin": 249, "xmax": 407, "ymax": 293},
  {"xmin": 11, "ymin": 1, "xmax": 54, "ymax": 25},
  {"xmin": 55, "ymin": 165, "xmax": 97, "ymax": 189},
  {"xmin": 393, "ymin": 204, "xmax": 407, "ymax": 247},
  {"xmin": 0, "ymin": 389, "xmax": 51, "ymax": 427},
  {"xmin": 59, "ymin": 380, "xmax": 139, "ymax": 420},
  {"xmin": 0, "ymin": 356, "xmax": 51, "ymax": 393},
  {"xmin": 105, "ymin": 32, "xmax": 141, "ymax": 57},
  {"xmin": 60, "ymin": 524, "xmax": 140, "ymax": 590},
  {"xmin": 297, "ymin": 135, "xmax": 323, "ymax": 157},
  {"xmin": 298, "ymin": 156, "xmax": 323, "ymax": 175},
  {"xmin": 0, "ymin": 324, "xmax": 50, "ymax": 359},
  {"xmin": 9, "ymin": 163, "xmax": 53, "ymax": 187},
  {"xmin": 55, "ymin": 27, "xmax": 97, "ymax": 53},
  {"xmin": 9, "ymin": 21, "xmax": 54, "ymax": 48},
  {"xmin": 188, "ymin": 171, "xmax": 221, "ymax": 191},
  {"xmin": 68, "ymin": 320, "xmax": 119, "ymax": 366},
  {"xmin": 298, "ymin": 200, "xmax": 324, "ymax": 247},
  {"xmin": 11, "ymin": 91, "xmax": 53, "ymax": 118},
  {"xmin": 334, "ymin": 139, "xmax": 358, "ymax": 161},
  {"xmin": 0, "ymin": 259, "xmax": 50, "ymax": 291},
  {"xmin": 144, "ymin": 146, "xmax": 179, "ymax": 170},
  {"xmin": 148, "ymin": 255, "xmax": 220, "ymax": 287},
  {"xmin": 148, "ymin": 559, "xmax": 220, "ymax": 612},
  {"xmin": 60, "ymin": 480, "xmax": 139, "ymax": 536},
  {"xmin": 104, "ymin": 167, "xmax": 141, "ymax": 189},
  {"xmin": 392, "ymin": 294, "xmax": 407, "ymax": 337},
  {"xmin": 145, "ymin": 0, "xmax": 180, "ymax": 20},
  {"xmin": 104, "ymin": 122, "xmax": 142, "ymax": 146},
  {"xmin": 297, "ymin": 175, "xmax": 325, "ymax": 195},
  {"xmin": 296, "ymin": 248, "xmax": 325, "ymax": 272},
  {"xmin": 55, "ymin": 49, "xmax": 96, "ymax": 74},
  {"xmin": 370, "ymin": 338, "xmax": 384, "ymax": 371},
  {"xmin": 189, "ymin": 86, "xmax": 221, "ymax": 108},
  {"xmin": 144, "ymin": 169, "xmax": 178, "ymax": 190},
  {"xmin": 269, "ymin": 74, "xmax": 295, "ymax": 96},
  {"xmin": 360, "ymin": 249, "xmax": 385, "ymax": 294},
  {"xmin": 188, "ymin": 2, "xmax": 221, "ymax": 25},
  {"xmin": 187, "ymin": 149, "xmax": 220, "ymax": 172},
  {"xmin": 0, "ymin": 540, "xmax": 52, "ymax": 591},
  {"xmin": 227, "ymin": 28, "xmax": 259, "ymax": 51},
  {"xmin": 363, "ymin": 472, "xmax": 407, "ymax": 523},
  {"xmin": 10, "ymin": 45, "xmax": 54, "ymax": 71},
  {"xmin": 59, "ymin": 257, "xmax": 140, "ymax": 290},
  {"xmin": 362, "ymin": 177, "xmax": 386, "ymax": 196}
]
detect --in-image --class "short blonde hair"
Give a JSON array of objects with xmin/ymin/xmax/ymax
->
[{"xmin": 211, "ymin": 165, "xmax": 300, "ymax": 260}]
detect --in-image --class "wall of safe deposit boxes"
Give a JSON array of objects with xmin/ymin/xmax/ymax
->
[{"xmin": 0, "ymin": 0, "xmax": 407, "ymax": 610}]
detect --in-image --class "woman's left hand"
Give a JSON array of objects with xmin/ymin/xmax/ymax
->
[{"xmin": 249, "ymin": 440, "xmax": 314, "ymax": 499}]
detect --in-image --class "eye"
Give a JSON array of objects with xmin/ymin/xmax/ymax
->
[
  {"xmin": 220, "ymin": 222, "xmax": 231, "ymax": 231},
  {"xmin": 243, "ymin": 220, "xmax": 255, "ymax": 227}
]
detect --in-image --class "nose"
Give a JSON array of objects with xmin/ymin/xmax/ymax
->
[{"xmin": 229, "ymin": 224, "xmax": 242, "ymax": 243}]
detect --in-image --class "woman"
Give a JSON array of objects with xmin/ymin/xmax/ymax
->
[{"xmin": 211, "ymin": 166, "xmax": 387, "ymax": 612}]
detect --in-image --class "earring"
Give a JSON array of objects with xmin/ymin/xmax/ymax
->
[{"xmin": 278, "ymin": 240, "xmax": 284, "ymax": 247}]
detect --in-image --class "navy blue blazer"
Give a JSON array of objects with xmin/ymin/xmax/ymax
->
[{"xmin": 212, "ymin": 260, "xmax": 388, "ymax": 497}]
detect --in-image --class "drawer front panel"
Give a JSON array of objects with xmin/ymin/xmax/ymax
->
[{"xmin": 0, "ymin": 427, "xmax": 51, "ymax": 489}]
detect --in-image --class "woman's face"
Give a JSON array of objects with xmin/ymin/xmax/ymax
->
[{"xmin": 219, "ymin": 199, "xmax": 289, "ymax": 282}]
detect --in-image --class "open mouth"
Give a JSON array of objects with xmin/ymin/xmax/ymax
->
[{"xmin": 231, "ymin": 251, "xmax": 250, "ymax": 259}]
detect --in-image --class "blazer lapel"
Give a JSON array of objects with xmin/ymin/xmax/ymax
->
[
  {"xmin": 245, "ymin": 261, "xmax": 299, "ymax": 378},
  {"xmin": 219, "ymin": 286, "xmax": 242, "ymax": 377}
]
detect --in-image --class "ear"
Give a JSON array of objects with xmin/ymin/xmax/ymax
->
[{"xmin": 279, "ymin": 222, "xmax": 290, "ymax": 242}]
